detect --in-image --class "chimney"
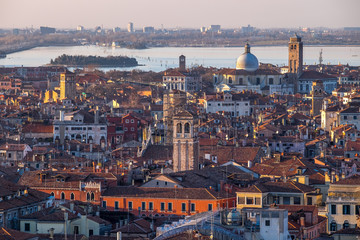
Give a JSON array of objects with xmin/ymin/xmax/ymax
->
[
  {"xmin": 95, "ymin": 106, "xmax": 99, "ymax": 124},
  {"xmin": 90, "ymin": 143, "xmax": 93, "ymax": 153},
  {"xmin": 300, "ymin": 216, "xmax": 305, "ymax": 227},
  {"xmin": 49, "ymin": 228, "xmax": 54, "ymax": 239},
  {"xmin": 59, "ymin": 110, "xmax": 64, "ymax": 121},
  {"xmin": 117, "ymin": 232, "xmax": 122, "ymax": 240}
]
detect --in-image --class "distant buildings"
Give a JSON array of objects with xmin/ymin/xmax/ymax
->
[
  {"xmin": 40, "ymin": 26, "xmax": 55, "ymax": 35},
  {"xmin": 127, "ymin": 22, "xmax": 134, "ymax": 33},
  {"xmin": 143, "ymin": 26, "xmax": 155, "ymax": 33},
  {"xmin": 163, "ymin": 55, "xmax": 202, "ymax": 92}
]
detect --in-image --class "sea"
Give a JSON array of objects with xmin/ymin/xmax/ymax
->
[{"xmin": 0, "ymin": 45, "xmax": 359, "ymax": 72}]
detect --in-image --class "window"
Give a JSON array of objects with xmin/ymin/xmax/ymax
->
[
  {"xmin": 356, "ymin": 205, "xmax": 360, "ymax": 215},
  {"xmin": 8, "ymin": 153, "xmax": 11, "ymax": 158},
  {"xmin": 87, "ymin": 192, "xmax": 90, "ymax": 201},
  {"xmin": 184, "ymin": 123, "xmax": 190, "ymax": 133},
  {"xmin": 307, "ymin": 197, "xmax": 313, "ymax": 205},
  {"xmin": 91, "ymin": 192, "xmax": 95, "ymax": 201},
  {"xmin": 343, "ymin": 205, "xmax": 350, "ymax": 215},
  {"xmin": 61, "ymin": 192, "xmax": 65, "ymax": 200},
  {"xmin": 238, "ymin": 197, "xmax": 245, "ymax": 204},
  {"xmin": 74, "ymin": 226, "xmax": 79, "ymax": 234},
  {"xmin": 124, "ymin": 127, "xmax": 128, "ymax": 131},
  {"xmin": 255, "ymin": 197, "xmax": 261, "ymax": 205},
  {"xmin": 256, "ymin": 78, "xmax": 260, "ymax": 85},
  {"xmin": 168, "ymin": 202, "xmax": 173, "ymax": 211},
  {"xmin": 102, "ymin": 201, "xmax": 107, "ymax": 209},
  {"xmin": 50, "ymin": 192, "xmax": 54, "ymax": 197},
  {"xmin": 265, "ymin": 220, "xmax": 270, "ymax": 226},
  {"xmin": 294, "ymin": 197, "xmax": 301, "ymax": 205},
  {"xmin": 330, "ymin": 221, "xmax": 337, "ymax": 231},
  {"xmin": 125, "ymin": 119, "xmax": 129, "ymax": 123},
  {"xmin": 331, "ymin": 205, "xmax": 337, "ymax": 214},
  {"xmin": 208, "ymin": 204, "xmax": 213, "ymax": 211},
  {"xmin": 131, "ymin": 119, "xmax": 134, "ymax": 123},
  {"xmin": 269, "ymin": 78, "xmax": 274, "ymax": 85},
  {"xmin": 149, "ymin": 202, "xmax": 153, "ymax": 211},
  {"xmin": 115, "ymin": 201, "xmax": 119, "ymax": 210},
  {"xmin": 246, "ymin": 197, "xmax": 254, "ymax": 205},
  {"xmin": 160, "ymin": 202, "xmax": 165, "ymax": 211},
  {"xmin": 181, "ymin": 203, "xmax": 186, "ymax": 212},
  {"xmin": 176, "ymin": 123, "xmax": 182, "ymax": 133},
  {"xmin": 70, "ymin": 193, "xmax": 75, "ymax": 200},
  {"xmin": 283, "ymin": 197, "xmax": 290, "ymax": 205},
  {"xmin": 100, "ymin": 127, "xmax": 105, "ymax": 130},
  {"xmin": 228, "ymin": 77, "xmax": 232, "ymax": 84},
  {"xmin": 343, "ymin": 220, "xmax": 350, "ymax": 229},
  {"xmin": 89, "ymin": 229, "xmax": 94, "ymax": 236},
  {"xmin": 142, "ymin": 202, "xmax": 146, "ymax": 211},
  {"xmin": 191, "ymin": 203, "xmax": 196, "ymax": 212},
  {"xmin": 128, "ymin": 202, "xmax": 133, "ymax": 211},
  {"xmin": 25, "ymin": 223, "xmax": 30, "ymax": 231}
]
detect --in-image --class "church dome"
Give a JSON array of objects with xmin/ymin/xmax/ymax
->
[{"xmin": 236, "ymin": 43, "xmax": 259, "ymax": 72}]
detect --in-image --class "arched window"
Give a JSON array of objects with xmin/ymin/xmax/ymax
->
[
  {"xmin": 70, "ymin": 193, "xmax": 75, "ymax": 200},
  {"xmin": 343, "ymin": 220, "xmax": 349, "ymax": 229},
  {"xmin": 61, "ymin": 192, "xmax": 65, "ymax": 200},
  {"xmin": 50, "ymin": 192, "xmax": 55, "ymax": 197},
  {"xmin": 184, "ymin": 123, "xmax": 190, "ymax": 133},
  {"xmin": 176, "ymin": 123, "xmax": 182, "ymax": 133},
  {"xmin": 239, "ymin": 78, "xmax": 243, "ymax": 85},
  {"xmin": 91, "ymin": 192, "xmax": 95, "ymax": 201},
  {"xmin": 87, "ymin": 192, "xmax": 90, "ymax": 201},
  {"xmin": 228, "ymin": 77, "xmax": 232, "ymax": 84},
  {"xmin": 330, "ymin": 221, "xmax": 337, "ymax": 231}
]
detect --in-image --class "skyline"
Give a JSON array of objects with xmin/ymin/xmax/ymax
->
[{"xmin": 0, "ymin": 0, "xmax": 359, "ymax": 29}]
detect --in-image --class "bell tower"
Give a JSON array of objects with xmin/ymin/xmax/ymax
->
[
  {"xmin": 311, "ymin": 80, "xmax": 325, "ymax": 116},
  {"xmin": 288, "ymin": 34, "xmax": 303, "ymax": 75},
  {"xmin": 60, "ymin": 70, "xmax": 76, "ymax": 100},
  {"xmin": 172, "ymin": 110, "xmax": 199, "ymax": 172}
]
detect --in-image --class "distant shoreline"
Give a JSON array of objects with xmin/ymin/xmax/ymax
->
[{"xmin": 4, "ymin": 43, "xmax": 360, "ymax": 56}]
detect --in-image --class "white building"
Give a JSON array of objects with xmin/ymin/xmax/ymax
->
[
  {"xmin": 53, "ymin": 109, "xmax": 107, "ymax": 146},
  {"xmin": 204, "ymin": 92, "xmax": 251, "ymax": 117},
  {"xmin": 163, "ymin": 56, "xmax": 202, "ymax": 92}
]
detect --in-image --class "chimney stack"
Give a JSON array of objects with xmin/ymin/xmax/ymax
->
[{"xmin": 95, "ymin": 106, "xmax": 99, "ymax": 124}]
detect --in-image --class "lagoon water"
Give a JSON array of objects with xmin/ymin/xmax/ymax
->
[{"xmin": 0, "ymin": 45, "xmax": 359, "ymax": 72}]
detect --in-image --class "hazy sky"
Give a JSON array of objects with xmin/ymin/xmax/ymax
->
[{"xmin": 1, "ymin": 0, "xmax": 359, "ymax": 29}]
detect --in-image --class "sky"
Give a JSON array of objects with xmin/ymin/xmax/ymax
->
[{"xmin": 0, "ymin": 0, "xmax": 359, "ymax": 29}]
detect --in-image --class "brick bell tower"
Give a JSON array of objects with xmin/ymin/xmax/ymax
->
[
  {"xmin": 172, "ymin": 110, "xmax": 199, "ymax": 172},
  {"xmin": 311, "ymin": 80, "xmax": 325, "ymax": 116},
  {"xmin": 288, "ymin": 34, "xmax": 303, "ymax": 75}
]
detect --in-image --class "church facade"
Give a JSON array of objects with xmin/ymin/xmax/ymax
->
[{"xmin": 213, "ymin": 43, "xmax": 294, "ymax": 95}]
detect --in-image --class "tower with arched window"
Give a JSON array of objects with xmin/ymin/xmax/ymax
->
[
  {"xmin": 311, "ymin": 80, "xmax": 325, "ymax": 116},
  {"xmin": 172, "ymin": 110, "xmax": 199, "ymax": 172},
  {"xmin": 288, "ymin": 34, "xmax": 303, "ymax": 75}
]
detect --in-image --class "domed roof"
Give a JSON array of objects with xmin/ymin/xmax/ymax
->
[{"xmin": 236, "ymin": 43, "xmax": 259, "ymax": 72}]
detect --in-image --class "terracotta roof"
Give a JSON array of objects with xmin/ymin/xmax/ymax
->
[
  {"xmin": 22, "ymin": 123, "xmax": 53, "ymax": 133},
  {"xmin": 332, "ymin": 174, "xmax": 360, "ymax": 185},
  {"xmin": 20, "ymin": 207, "xmax": 79, "ymax": 221},
  {"xmin": 200, "ymin": 146, "xmax": 263, "ymax": 165},
  {"xmin": 237, "ymin": 180, "xmax": 315, "ymax": 193},
  {"xmin": 0, "ymin": 144, "xmax": 30, "ymax": 151},
  {"xmin": 111, "ymin": 218, "xmax": 152, "ymax": 234},
  {"xmin": 299, "ymin": 70, "xmax": 336, "ymax": 80}
]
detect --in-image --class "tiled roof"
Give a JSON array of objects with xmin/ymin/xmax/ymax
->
[
  {"xmin": 111, "ymin": 218, "xmax": 152, "ymax": 234},
  {"xmin": 237, "ymin": 180, "xmax": 315, "ymax": 193},
  {"xmin": 299, "ymin": 70, "xmax": 336, "ymax": 80},
  {"xmin": 22, "ymin": 123, "xmax": 53, "ymax": 133},
  {"xmin": 332, "ymin": 174, "xmax": 360, "ymax": 185},
  {"xmin": 200, "ymin": 146, "xmax": 263, "ymax": 165},
  {"xmin": 20, "ymin": 207, "xmax": 79, "ymax": 221},
  {"xmin": 0, "ymin": 144, "xmax": 29, "ymax": 151}
]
